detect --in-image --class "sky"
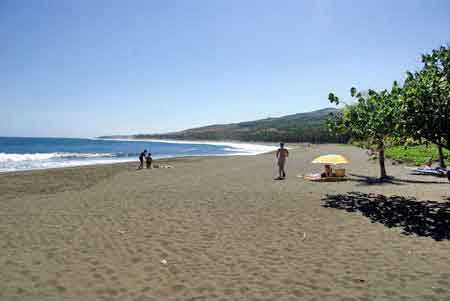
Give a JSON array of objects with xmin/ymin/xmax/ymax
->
[{"xmin": 1, "ymin": 0, "xmax": 450, "ymax": 138}]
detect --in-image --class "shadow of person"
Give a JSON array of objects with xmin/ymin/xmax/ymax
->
[{"xmin": 322, "ymin": 192, "xmax": 450, "ymax": 241}]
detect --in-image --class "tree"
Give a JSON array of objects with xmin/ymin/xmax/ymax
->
[
  {"xmin": 437, "ymin": 145, "xmax": 446, "ymax": 169},
  {"xmin": 328, "ymin": 83, "xmax": 402, "ymax": 179},
  {"xmin": 400, "ymin": 45, "xmax": 450, "ymax": 168}
]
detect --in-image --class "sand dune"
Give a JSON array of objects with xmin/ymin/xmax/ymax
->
[{"xmin": 1, "ymin": 144, "xmax": 449, "ymax": 300}]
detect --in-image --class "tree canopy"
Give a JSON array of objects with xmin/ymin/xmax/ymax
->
[
  {"xmin": 327, "ymin": 45, "xmax": 450, "ymax": 179},
  {"xmin": 400, "ymin": 45, "xmax": 450, "ymax": 151},
  {"xmin": 328, "ymin": 83, "xmax": 402, "ymax": 179}
]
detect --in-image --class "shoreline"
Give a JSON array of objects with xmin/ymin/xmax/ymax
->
[
  {"xmin": 0, "ymin": 138, "xmax": 283, "ymax": 175},
  {"xmin": 0, "ymin": 152, "xmax": 277, "ymax": 176},
  {"xmin": 0, "ymin": 154, "xmax": 219, "ymax": 176}
]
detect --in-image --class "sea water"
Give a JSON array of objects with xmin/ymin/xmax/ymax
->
[{"xmin": 0, "ymin": 137, "xmax": 276, "ymax": 173}]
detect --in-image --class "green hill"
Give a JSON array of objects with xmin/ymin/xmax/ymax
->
[{"xmin": 101, "ymin": 108, "xmax": 347, "ymax": 143}]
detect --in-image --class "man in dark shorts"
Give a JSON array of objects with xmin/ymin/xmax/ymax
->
[
  {"xmin": 276, "ymin": 143, "xmax": 289, "ymax": 179},
  {"xmin": 138, "ymin": 150, "xmax": 147, "ymax": 169}
]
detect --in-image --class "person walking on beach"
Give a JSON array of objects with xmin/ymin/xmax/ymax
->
[
  {"xmin": 276, "ymin": 143, "xmax": 289, "ymax": 179},
  {"xmin": 138, "ymin": 150, "xmax": 147, "ymax": 169},
  {"xmin": 146, "ymin": 152, "xmax": 153, "ymax": 169}
]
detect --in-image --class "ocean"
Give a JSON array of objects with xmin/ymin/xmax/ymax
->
[{"xmin": 0, "ymin": 137, "xmax": 276, "ymax": 173}]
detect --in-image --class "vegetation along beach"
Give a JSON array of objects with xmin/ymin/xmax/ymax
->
[{"xmin": 1, "ymin": 1, "xmax": 450, "ymax": 300}]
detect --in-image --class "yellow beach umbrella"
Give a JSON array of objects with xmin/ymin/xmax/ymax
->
[{"xmin": 312, "ymin": 154, "xmax": 349, "ymax": 165}]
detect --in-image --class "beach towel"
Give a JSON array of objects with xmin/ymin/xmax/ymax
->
[
  {"xmin": 302, "ymin": 173, "xmax": 347, "ymax": 182},
  {"xmin": 412, "ymin": 167, "xmax": 446, "ymax": 176}
]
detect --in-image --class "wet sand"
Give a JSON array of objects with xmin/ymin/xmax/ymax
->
[{"xmin": 1, "ymin": 144, "xmax": 449, "ymax": 300}]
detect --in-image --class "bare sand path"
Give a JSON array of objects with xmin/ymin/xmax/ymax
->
[{"xmin": 1, "ymin": 144, "xmax": 449, "ymax": 300}]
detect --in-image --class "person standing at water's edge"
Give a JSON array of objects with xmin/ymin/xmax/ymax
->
[
  {"xmin": 138, "ymin": 150, "xmax": 147, "ymax": 169},
  {"xmin": 276, "ymin": 143, "xmax": 289, "ymax": 179},
  {"xmin": 146, "ymin": 153, "xmax": 153, "ymax": 169}
]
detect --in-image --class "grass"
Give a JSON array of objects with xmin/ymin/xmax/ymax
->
[{"xmin": 385, "ymin": 145, "xmax": 450, "ymax": 166}]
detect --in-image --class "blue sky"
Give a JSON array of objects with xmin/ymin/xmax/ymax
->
[{"xmin": 1, "ymin": 0, "xmax": 449, "ymax": 137}]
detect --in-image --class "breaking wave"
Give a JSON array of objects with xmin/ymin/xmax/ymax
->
[{"xmin": 0, "ymin": 152, "xmax": 120, "ymax": 162}]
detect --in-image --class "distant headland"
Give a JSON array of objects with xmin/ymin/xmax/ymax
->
[{"xmin": 100, "ymin": 108, "xmax": 347, "ymax": 143}]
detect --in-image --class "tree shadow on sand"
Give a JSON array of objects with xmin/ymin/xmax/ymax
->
[
  {"xmin": 323, "ymin": 192, "xmax": 450, "ymax": 241},
  {"xmin": 349, "ymin": 173, "xmax": 450, "ymax": 186}
]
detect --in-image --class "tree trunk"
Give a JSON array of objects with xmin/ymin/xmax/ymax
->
[
  {"xmin": 378, "ymin": 141, "xmax": 387, "ymax": 179},
  {"xmin": 437, "ymin": 144, "xmax": 447, "ymax": 169}
]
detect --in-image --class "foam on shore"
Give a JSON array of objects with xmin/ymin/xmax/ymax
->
[
  {"xmin": 0, "ymin": 139, "xmax": 278, "ymax": 173},
  {"xmin": 102, "ymin": 138, "xmax": 278, "ymax": 156}
]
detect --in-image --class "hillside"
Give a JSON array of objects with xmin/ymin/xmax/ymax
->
[{"xmin": 101, "ymin": 108, "xmax": 348, "ymax": 143}]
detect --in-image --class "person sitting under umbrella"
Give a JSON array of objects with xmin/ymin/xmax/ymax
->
[
  {"xmin": 304, "ymin": 154, "xmax": 349, "ymax": 181},
  {"xmin": 321, "ymin": 164, "xmax": 332, "ymax": 178}
]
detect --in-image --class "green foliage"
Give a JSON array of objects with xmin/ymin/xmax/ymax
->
[
  {"xmin": 328, "ymin": 84, "xmax": 402, "ymax": 142},
  {"xmin": 328, "ymin": 84, "xmax": 402, "ymax": 178},
  {"xmin": 327, "ymin": 45, "xmax": 450, "ymax": 176},
  {"xmin": 400, "ymin": 45, "xmax": 450, "ymax": 150},
  {"xmin": 385, "ymin": 145, "xmax": 450, "ymax": 166}
]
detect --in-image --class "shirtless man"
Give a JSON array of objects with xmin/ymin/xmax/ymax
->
[{"xmin": 276, "ymin": 143, "xmax": 289, "ymax": 179}]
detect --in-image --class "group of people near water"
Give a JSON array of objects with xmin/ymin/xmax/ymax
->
[
  {"xmin": 135, "ymin": 142, "xmax": 331, "ymax": 180},
  {"xmin": 138, "ymin": 150, "xmax": 152, "ymax": 169},
  {"xmin": 137, "ymin": 143, "xmax": 291, "ymax": 178}
]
